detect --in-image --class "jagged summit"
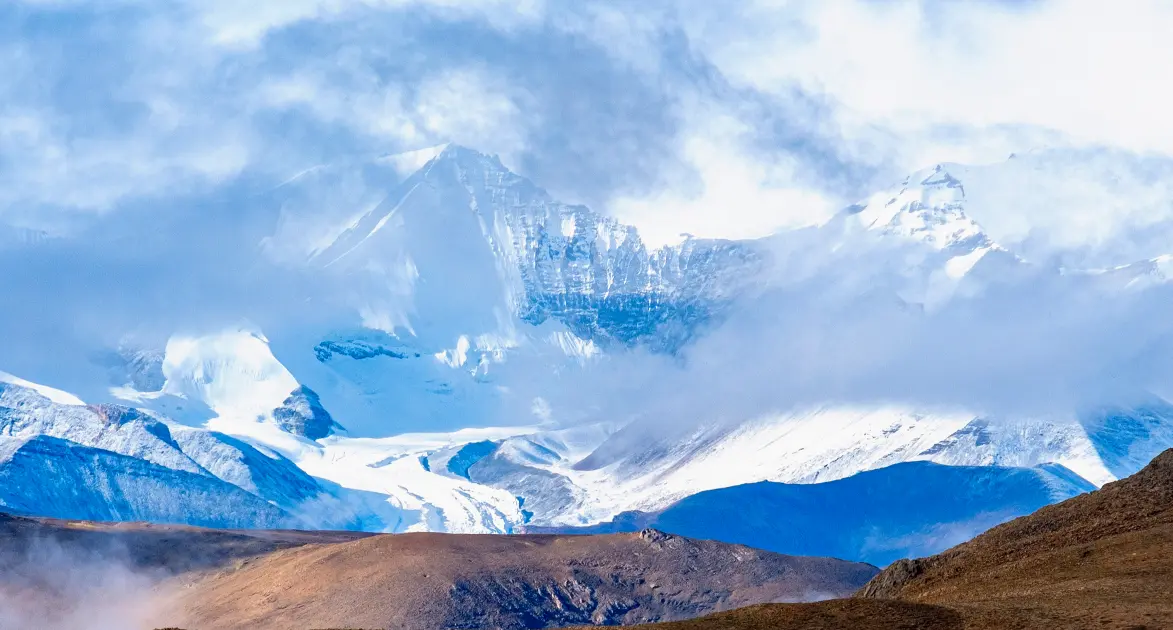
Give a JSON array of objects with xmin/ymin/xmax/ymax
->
[
  {"xmin": 264, "ymin": 142, "xmax": 761, "ymax": 350},
  {"xmin": 844, "ymin": 164, "xmax": 994, "ymax": 254}
]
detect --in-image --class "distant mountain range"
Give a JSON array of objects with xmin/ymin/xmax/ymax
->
[{"xmin": 2, "ymin": 144, "xmax": 1173, "ymax": 565}]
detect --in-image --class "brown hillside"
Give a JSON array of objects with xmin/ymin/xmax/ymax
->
[
  {"xmin": 579, "ymin": 449, "xmax": 1173, "ymax": 630},
  {"xmin": 855, "ymin": 448, "xmax": 1173, "ymax": 628},
  {"xmin": 158, "ymin": 529, "xmax": 878, "ymax": 630},
  {"xmin": 0, "ymin": 513, "xmax": 373, "ymax": 629}
]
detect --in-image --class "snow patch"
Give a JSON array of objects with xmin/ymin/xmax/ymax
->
[
  {"xmin": 561, "ymin": 214, "xmax": 577, "ymax": 239},
  {"xmin": 377, "ymin": 143, "xmax": 450, "ymax": 175},
  {"xmin": 436, "ymin": 335, "xmax": 472, "ymax": 368},
  {"xmin": 945, "ymin": 246, "xmax": 990, "ymax": 279}
]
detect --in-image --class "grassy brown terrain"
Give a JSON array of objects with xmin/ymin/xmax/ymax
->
[
  {"xmin": 590, "ymin": 599, "xmax": 968, "ymax": 630},
  {"xmin": 0, "ymin": 511, "xmax": 876, "ymax": 629},
  {"xmin": 581, "ymin": 448, "xmax": 1173, "ymax": 630},
  {"xmin": 856, "ymin": 447, "xmax": 1173, "ymax": 629},
  {"xmin": 158, "ymin": 528, "xmax": 877, "ymax": 630}
]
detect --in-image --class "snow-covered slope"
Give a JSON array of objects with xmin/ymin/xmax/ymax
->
[
  {"xmin": 0, "ymin": 376, "xmax": 524, "ymax": 533},
  {"xmin": 460, "ymin": 403, "xmax": 1165, "ymax": 527},
  {"xmin": 0, "ymin": 379, "xmax": 323, "ymax": 511},
  {"xmin": 531, "ymin": 460, "xmax": 1094, "ymax": 566},
  {"xmin": 0, "ymin": 434, "xmax": 292, "ymax": 528}
]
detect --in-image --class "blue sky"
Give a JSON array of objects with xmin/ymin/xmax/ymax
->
[{"xmin": 5, "ymin": 0, "xmax": 1171, "ymax": 246}]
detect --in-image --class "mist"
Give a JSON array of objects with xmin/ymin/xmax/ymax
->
[
  {"xmin": 0, "ymin": 535, "xmax": 169, "ymax": 630},
  {"xmin": 514, "ymin": 228, "xmax": 1173, "ymax": 438}
]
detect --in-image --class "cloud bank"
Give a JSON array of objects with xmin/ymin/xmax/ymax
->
[
  {"xmin": 2, "ymin": 0, "xmax": 1173, "ymax": 425},
  {"xmin": 8, "ymin": 0, "xmax": 1168, "ymax": 245}
]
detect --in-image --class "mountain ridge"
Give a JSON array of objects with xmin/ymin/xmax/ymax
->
[{"xmin": 1, "ymin": 145, "xmax": 1172, "ymax": 551}]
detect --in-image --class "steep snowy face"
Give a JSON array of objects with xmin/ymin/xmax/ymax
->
[
  {"xmin": 818, "ymin": 164, "xmax": 1024, "ymax": 309},
  {"xmin": 0, "ymin": 380, "xmax": 326, "ymax": 507},
  {"xmin": 433, "ymin": 146, "xmax": 761, "ymax": 348},
  {"xmin": 836, "ymin": 165, "xmax": 1009, "ymax": 296},
  {"xmin": 264, "ymin": 145, "xmax": 761, "ymax": 351},
  {"xmin": 160, "ymin": 330, "xmax": 300, "ymax": 425},
  {"xmin": 147, "ymin": 144, "xmax": 765, "ymax": 438},
  {"xmin": 1077, "ymin": 254, "xmax": 1173, "ymax": 291},
  {"xmin": 0, "ymin": 381, "xmax": 206, "ymax": 475}
]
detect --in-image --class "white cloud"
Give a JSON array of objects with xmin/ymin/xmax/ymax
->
[
  {"xmin": 610, "ymin": 107, "xmax": 836, "ymax": 248},
  {"xmin": 414, "ymin": 68, "xmax": 528, "ymax": 162},
  {"xmin": 684, "ymin": 0, "xmax": 1173, "ymax": 160},
  {"xmin": 7, "ymin": 0, "xmax": 1173, "ymax": 257},
  {"xmin": 255, "ymin": 66, "xmax": 525, "ymax": 161}
]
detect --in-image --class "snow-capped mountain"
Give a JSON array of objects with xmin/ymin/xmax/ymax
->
[
  {"xmin": 1, "ymin": 144, "xmax": 1172, "ymax": 557},
  {"xmin": 264, "ymin": 145, "xmax": 760, "ymax": 351},
  {"xmin": 843, "ymin": 165, "xmax": 995, "ymax": 256},
  {"xmin": 441, "ymin": 402, "xmax": 1173, "ymax": 528}
]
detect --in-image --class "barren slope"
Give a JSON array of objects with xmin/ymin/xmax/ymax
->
[
  {"xmin": 160, "ymin": 529, "xmax": 878, "ymax": 630},
  {"xmin": 857, "ymin": 447, "xmax": 1173, "ymax": 628},
  {"xmin": 579, "ymin": 448, "xmax": 1173, "ymax": 630}
]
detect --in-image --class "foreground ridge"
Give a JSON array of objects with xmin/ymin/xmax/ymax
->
[{"xmin": 574, "ymin": 448, "xmax": 1173, "ymax": 629}]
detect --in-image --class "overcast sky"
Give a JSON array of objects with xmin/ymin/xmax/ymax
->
[{"xmin": 4, "ymin": 0, "xmax": 1173, "ymax": 247}]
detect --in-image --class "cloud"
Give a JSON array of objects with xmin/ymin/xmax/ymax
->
[
  {"xmin": 519, "ymin": 228, "xmax": 1173, "ymax": 434},
  {"xmin": 6, "ymin": 0, "xmax": 1173, "ymax": 253},
  {"xmin": 609, "ymin": 107, "xmax": 839, "ymax": 247},
  {"xmin": 681, "ymin": 0, "xmax": 1173, "ymax": 159},
  {"xmin": 1, "ymin": 0, "xmax": 881, "ymax": 245},
  {"xmin": 4, "ymin": 0, "xmax": 1173, "ymax": 419},
  {"xmin": 192, "ymin": 0, "xmax": 547, "ymax": 48},
  {"xmin": 0, "ymin": 2, "xmax": 253, "ymax": 220},
  {"xmin": 0, "ymin": 536, "xmax": 166, "ymax": 630}
]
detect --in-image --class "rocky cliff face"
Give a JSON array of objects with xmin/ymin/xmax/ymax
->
[
  {"xmin": 437, "ymin": 147, "xmax": 761, "ymax": 348},
  {"xmin": 271, "ymin": 385, "xmax": 340, "ymax": 440}
]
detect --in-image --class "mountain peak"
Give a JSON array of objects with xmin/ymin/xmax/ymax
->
[
  {"xmin": 917, "ymin": 164, "xmax": 965, "ymax": 193},
  {"xmin": 844, "ymin": 164, "xmax": 993, "ymax": 254},
  {"xmin": 429, "ymin": 143, "xmax": 507, "ymax": 171}
]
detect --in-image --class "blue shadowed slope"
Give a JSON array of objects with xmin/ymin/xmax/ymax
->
[{"xmin": 538, "ymin": 461, "xmax": 1095, "ymax": 566}]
